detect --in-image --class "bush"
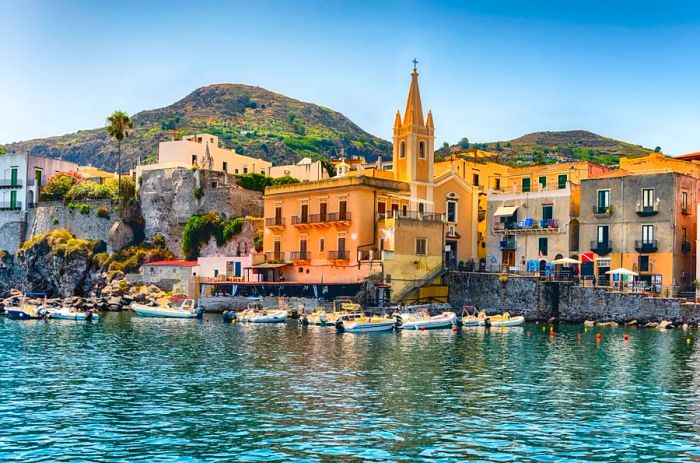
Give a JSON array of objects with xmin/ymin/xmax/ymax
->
[
  {"xmin": 235, "ymin": 173, "xmax": 300, "ymax": 192},
  {"xmin": 79, "ymin": 204, "xmax": 91, "ymax": 215},
  {"xmin": 96, "ymin": 206, "xmax": 110, "ymax": 219},
  {"xmin": 254, "ymin": 235, "xmax": 263, "ymax": 252},
  {"xmin": 108, "ymin": 243, "xmax": 176, "ymax": 274},
  {"xmin": 65, "ymin": 180, "xmax": 117, "ymax": 201},
  {"xmin": 20, "ymin": 229, "xmax": 103, "ymax": 258},
  {"xmin": 152, "ymin": 234, "xmax": 166, "ymax": 248},
  {"xmin": 41, "ymin": 171, "xmax": 84, "ymax": 201},
  {"xmin": 181, "ymin": 212, "xmax": 249, "ymax": 259}
]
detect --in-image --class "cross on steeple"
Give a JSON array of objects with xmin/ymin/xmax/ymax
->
[{"xmin": 412, "ymin": 58, "xmax": 418, "ymax": 70}]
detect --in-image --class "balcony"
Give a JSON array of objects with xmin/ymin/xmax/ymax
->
[
  {"xmin": 0, "ymin": 202, "xmax": 22, "ymax": 211},
  {"xmin": 634, "ymin": 240, "xmax": 658, "ymax": 253},
  {"xmin": 376, "ymin": 211, "xmax": 444, "ymax": 223},
  {"xmin": 327, "ymin": 250, "xmax": 350, "ymax": 261},
  {"xmin": 291, "ymin": 212, "xmax": 351, "ymax": 228},
  {"xmin": 682, "ymin": 240, "xmax": 692, "ymax": 253},
  {"xmin": 592, "ymin": 205, "xmax": 612, "ymax": 218},
  {"xmin": 494, "ymin": 218, "xmax": 559, "ymax": 233},
  {"xmin": 590, "ymin": 240, "xmax": 612, "ymax": 255},
  {"xmin": 635, "ymin": 203, "xmax": 658, "ymax": 217},
  {"xmin": 265, "ymin": 217, "xmax": 285, "ymax": 229},
  {"xmin": 499, "ymin": 238, "xmax": 517, "ymax": 250},
  {"xmin": 264, "ymin": 252, "xmax": 286, "ymax": 263},
  {"xmin": 0, "ymin": 179, "xmax": 23, "ymax": 189},
  {"xmin": 289, "ymin": 251, "xmax": 311, "ymax": 262}
]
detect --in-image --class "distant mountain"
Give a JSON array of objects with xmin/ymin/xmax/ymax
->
[
  {"xmin": 439, "ymin": 130, "xmax": 654, "ymax": 166},
  {"xmin": 1, "ymin": 84, "xmax": 392, "ymax": 171}
]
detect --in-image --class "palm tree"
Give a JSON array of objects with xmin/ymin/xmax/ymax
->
[{"xmin": 106, "ymin": 110, "xmax": 133, "ymax": 200}]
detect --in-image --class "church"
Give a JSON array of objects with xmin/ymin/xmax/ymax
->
[{"xmin": 260, "ymin": 64, "xmax": 487, "ymax": 301}]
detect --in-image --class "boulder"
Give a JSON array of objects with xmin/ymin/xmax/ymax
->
[
  {"xmin": 658, "ymin": 320, "xmax": 674, "ymax": 330},
  {"xmin": 625, "ymin": 320, "xmax": 638, "ymax": 327},
  {"xmin": 108, "ymin": 221, "xmax": 134, "ymax": 252},
  {"xmin": 583, "ymin": 320, "xmax": 596, "ymax": 326}
]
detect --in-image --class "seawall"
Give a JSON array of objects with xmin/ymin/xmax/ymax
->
[{"xmin": 444, "ymin": 271, "xmax": 700, "ymax": 324}]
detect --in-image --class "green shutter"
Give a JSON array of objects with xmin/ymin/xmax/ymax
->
[
  {"xmin": 522, "ymin": 178, "xmax": 531, "ymax": 192},
  {"xmin": 558, "ymin": 174, "xmax": 567, "ymax": 189}
]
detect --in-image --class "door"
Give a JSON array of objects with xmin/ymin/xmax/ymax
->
[
  {"xmin": 234, "ymin": 261, "xmax": 242, "ymax": 277},
  {"xmin": 273, "ymin": 240, "xmax": 281, "ymax": 261},
  {"xmin": 446, "ymin": 240, "xmax": 458, "ymax": 267},
  {"xmin": 522, "ymin": 178, "xmax": 531, "ymax": 192},
  {"xmin": 558, "ymin": 174, "xmax": 567, "ymax": 189},
  {"xmin": 320, "ymin": 201, "xmax": 327, "ymax": 221},
  {"xmin": 597, "ymin": 190, "xmax": 610, "ymax": 211},
  {"xmin": 300, "ymin": 204, "xmax": 308, "ymax": 223},
  {"xmin": 300, "ymin": 238, "xmax": 308, "ymax": 259},
  {"xmin": 597, "ymin": 225, "xmax": 608, "ymax": 245},
  {"xmin": 339, "ymin": 200, "xmax": 347, "ymax": 220},
  {"xmin": 10, "ymin": 168, "xmax": 17, "ymax": 187},
  {"xmin": 337, "ymin": 236, "xmax": 346, "ymax": 259},
  {"xmin": 274, "ymin": 206, "xmax": 282, "ymax": 225},
  {"xmin": 10, "ymin": 190, "xmax": 17, "ymax": 209}
]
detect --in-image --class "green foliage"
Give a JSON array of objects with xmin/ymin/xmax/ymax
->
[
  {"xmin": 79, "ymin": 204, "xmax": 91, "ymax": 215},
  {"xmin": 51, "ymin": 216, "xmax": 59, "ymax": 225},
  {"xmin": 108, "ymin": 242, "xmax": 176, "ymax": 274},
  {"xmin": 254, "ymin": 235, "xmax": 263, "ymax": 252},
  {"xmin": 221, "ymin": 217, "xmax": 246, "ymax": 242},
  {"xmin": 107, "ymin": 111, "xmax": 133, "ymax": 143},
  {"xmin": 65, "ymin": 181, "xmax": 117, "ymax": 201},
  {"xmin": 0, "ymin": 147, "xmax": 6, "ymax": 154},
  {"xmin": 321, "ymin": 159, "xmax": 336, "ymax": 178},
  {"xmin": 41, "ymin": 171, "xmax": 84, "ymax": 201},
  {"xmin": 234, "ymin": 172, "xmax": 300, "ymax": 192},
  {"xmin": 181, "ymin": 212, "xmax": 248, "ymax": 259},
  {"xmin": 20, "ymin": 229, "xmax": 103, "ymax": 258},
  {"xmin": 192, "ymin": 187, "xmax": 204, "ymax": 200},
  {"xmin": 160, "ymin": 116, "xmax": 181, "ymax": 131},
  {"xmin": 458, "ymin": 137, "xmax": 470, "ymax": 150},
  {"xmin": 96, "ymin": 206, "xmax": 110, "ymax": 219},
  {"xmin": 152, "ymin": 234, "xmax": 166, "ymax": 248},
  {"xmin": 655, "ymin": 146, "xmax": 662, "ymax": 153},
  {"xmin": 270, "ymin": 175, "xmax": 301, "ymax": 186}
]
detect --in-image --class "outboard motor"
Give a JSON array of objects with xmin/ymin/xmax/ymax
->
[
  {"xmin": 195, "ymin": 306, "xmax": 205, "ymax": 320},
  {"xmin": 37, "ymin": 307, "xmax": 48, "ymax": 320},
  {"xmin": 394, "ymin": 314, "xmax": 403, "ymax": 330},
  {"xmin": 335, "ymin": 319, "xmax": 345, "ymax": 333},
  {"xmin": 222, "ymin": 310, "xmax": 236, "ymax": 324},
  {"xmin": 484, "ymin": 317, "xmax": 492, "ymax": 328},
  {"xmin": 85, "ymin": 310, "xmax": 94, "ymax": 321},
  {"xmin": 300, "ymin": 314, "xmax": 309, "ymax": 326}
]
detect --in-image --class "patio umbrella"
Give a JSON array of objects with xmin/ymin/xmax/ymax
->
[
  {"xmin": 605, "ymin": 268, "xmax": 638, "ymax": 276},
  {"xmin": 553, "ymin": 257, "xmax": 579, "ymax": 265}
]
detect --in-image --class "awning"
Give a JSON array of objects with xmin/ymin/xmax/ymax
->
[
  {"xmin": 494, "ymin": 205, "xmax": 518, "ymax": 217},
  {"xmin": 250, "ymin": 263, "xmax": 290, "ymax": 269}
]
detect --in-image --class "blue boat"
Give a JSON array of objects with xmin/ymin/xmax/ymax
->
[{"xmin": 5, "ymin": 292, "xmax": 48, "ymax": 320}]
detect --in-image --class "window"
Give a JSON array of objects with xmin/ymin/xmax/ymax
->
[
  {"xmin": 10, "ymin": 167, "xmax": 18, "ymax": 187},
  {"xmin": 538, "ymin": 237, "xmax": 548, "ymax": 256},
  {"xmin": 682, "ymin": 191, "xmax": 688, "ymax": 212},
  {"xmin": 557, "ymin": 174, "xmax": 567, "ymax": 189},
  {"xmin": 542, "ymin": 205, "xmax": 553, "ymax": 220},
  {"xmin": 275, "ymin": 206, "xmax": 282, "ymax": 222},
  {"xmin": 642, "ymin": 188, "xmax": 654, "ymax": 207},
  {"xmin": 339, "ymin": 199, "xmax": 348, "ymax": 220},
  {"xmin": 597, "ymin": 225, "xmax": 609, "ymax": 243},
  {"xmin": 402, "ymin": 204, "xmax": 408, "ymax": 217},
  {"xmin": 300, "ymin": 203, "xmax": 309, "ymax": 223},
  {"xmin": 473, "ymin": 173, "xmax": 480, "ymax": 186},
  {"xmin": 379, "ymin": 238, "xmax": 385, "ymax": 251},
  {"xmin": 243, "ymin": 166, "xmax": 248, "ymax": 174},
  {"xmin": 319, "ymin": 237, "xmax": 325, "ymax": 253},
  {"xmin": 494, "ymin": 177, "xmax": 501, "ymax": 190},
  {"xmin": 192, "ymin": 155, "xmax": 197, "ymax": 165},
  {"xmin": 415, "ymin": 238, "xmax": 427, "ymax": 256},
  {"xmin": 447, "ymin": 200, "xmax": 457, "ymax": 222},
  {"xmin": 211, "ymin": 181, "xmax": 218, "ymax": 188},
  {"xmin": 299, "ymin": 237, "xmax": 308, "ymax": 258},
  {"xmin": 521, "ymin": 178, "xmax": 531, "ymax": 192},
  {"xmin": 235, "ymin": 168, "xmax": 239, "ymax": 174},
  {"xmin": 597, "ymin": 190, "xmax": 610, "ymax": 209},
  {"xmin": 418, "ymin": 202, "xmax": 424, "ymax": 214},
  {"xmin": 682, "ymin": 227, "xmax": 687, "ymax": 242},
  {"xmin": 223, "ymin": 162, "xmax": 228, "ymax": 172},
  {"xmin": 539, "ymin": 176, "xmax": 547, "ymax": 190},
  {"xmin": 377, "ymin": 201, "xmax": 386, "ymax": 214},
  {"xmin": 319, "ymin": 201, "xmax": 327, "ymax": 221},
  {"xmin": 399, "ymin": 141, "xmax": 406, "ymax": 159},
  {"xmin": 639, "ymin": 255, "xmax": 650, "ymax": 272},
  {"xmin": 337, "ymin": 235, "xmax": 346, "ymax": 252},
  {"xmin": 419, "ymin": 141, "xmax": 426, "ymax": 159},
  {"xmin": 642, "ymin": 224, "xmax": 654, "ymax": 243}
]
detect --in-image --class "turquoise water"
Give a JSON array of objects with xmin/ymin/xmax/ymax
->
[{"xmin": 1, "ymin": 315, "xmax": 700, "ymax": 462}]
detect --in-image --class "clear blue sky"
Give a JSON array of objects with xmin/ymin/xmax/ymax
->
[{"xmin": 2, "ymin": 0, "xmax": 700, "ymax": 155}]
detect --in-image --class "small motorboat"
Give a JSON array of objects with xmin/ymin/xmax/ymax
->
[
  {"xmin": 239, "ymin": 302, "xmax": 287, "ymax": 323},
  {"xmin": 396, "ymin": 310, "xmax": 457, "ymax": 330},
  {"xmin": 461, "ymin": 306, "xmax": 524, "ymax": 327},
  {"xmin": 6, "ymin": 305, "xmax": 48, "ymax": 320},
  {"xmin": 131, "ymin": 299, "xmax": 203, "ymax": 319},
  {"xmin": 336, "ymin": 315, "xmax": 396, "ymax": 333},
  {"xmin": 47, "ymin": 307, "xmax": 99, "ymax": 321},
  {"xmin": 303, "ymin": 299, "xmax": 363, "ymax": 326}
]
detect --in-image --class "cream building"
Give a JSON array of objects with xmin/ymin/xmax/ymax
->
[{"xmin": 268, "ymin": 157, "xmax": 329, "ymax": 182}]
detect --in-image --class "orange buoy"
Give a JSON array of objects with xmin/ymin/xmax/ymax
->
[
  {"xmin": 596, "ymin": 332, "xmax": 602, "ymax": 342},
  {"xmin": 205, "ymin": 317, "xmax": 209, "ymax": 322},
  {"xmin": 421, "ymin": 326, "xmax": 426, "ymax": 331},
  {"xmin": 527, "ymin": 331, "xmax": 531, "ymax": 336},
  {"xmin": 549, "ymin": 331, "xmax": 555, "ymax": 337},
  {"xmin": 624, "ymin": 334, "xmax": 629, "ymax": 341},
  {"xmin": 577, "ymin": 333, "xmax": 582, "ymax": 340}
]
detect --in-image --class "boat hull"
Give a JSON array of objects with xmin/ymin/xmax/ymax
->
[
  {"xmin": 131, "ymin": 304, "xmax": 197, "ymax": 318},
  {"xmin": 48, "ymin": 309, "xmax": 100, "ymax": 321},
  {"xmin": 400, "ymin": 313, "xmax": 457, "ymax": 330},
  {"xmin": 340, "ymin": 320, "xmax": 396, "ymax": 333},
  {"xmin": 6, "ymin": 309, "xmax": 43, "ymax": 320},
  {"xmin": 244, "ymin": 311, "xmax": 288, "ymax": 323}
]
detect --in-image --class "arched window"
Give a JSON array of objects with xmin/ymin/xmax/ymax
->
[
  {"xmin": 419, "ymin": 141, "xmax": 426, "ymax": 159},
  {"xmin": 399, "ymin": 141, "xmax": 406, "ymax": 159}
]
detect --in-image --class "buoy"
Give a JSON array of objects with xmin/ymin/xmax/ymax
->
[
  {"xmin": 688, "ymin": 338, "xmax": 692, "ymax": 345},
  {"xmin": 577, "ymin": 333, "xmax": 582, "ymax": 340},
  {"xmin": 205, "ymin": 317, "xmax": 209, "ymax": 322},
  {"xmin": 549, "ymin": 331, "xmax": 555, "ymax": 337},
  {"xmin": 596, "ymin": 333, "xmax": 602, "ymax": 342},
  {"xmin": 452, "ymin": 325, "xmax": 458, "ymax": 332},
  {"xmin": 584, "ymin": 327, "xmax": 589, "ymax": 333},
  {"xmin": 421, "ymin": 326, "xmax": 426, "ymax": 331},
  {"xmin": 527, "ymin": 331, "xmax": 531, "ymax": 336},
  {"xmin": 542, "ymin": 326, "xmax": 546, "ymax": 331},
  {"xmin": 624, "ymin": 334, "xmax": 629, "ymax": 341}
]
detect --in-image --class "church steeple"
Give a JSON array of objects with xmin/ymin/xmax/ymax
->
[{"xmin": 403, "ymin": 66, "xmax": 425, "ymax": 127}]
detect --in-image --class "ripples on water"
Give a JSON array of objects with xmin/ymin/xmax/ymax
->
[{"xmin": 1, "ymin": 315, "xmax": 700, "ymax": 462}]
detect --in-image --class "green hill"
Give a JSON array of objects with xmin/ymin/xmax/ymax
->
[{"xmin": 1, "ymin": 84, "xmax": 391, "ymax": 171}]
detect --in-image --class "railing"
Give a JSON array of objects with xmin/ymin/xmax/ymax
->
[
  {"xmin": 359, "ymin": 249, "xmax": 379, "ymax": 261},
  {"xmin": 635, "ymin": 203, "xmax": 658, "ymax": 216},
  {"xmin": 0, "ymin": 179, "xmax": 23, "ymax": 188},
  {"xmin": 593, "ymin": 205, "xmax": 612, "ymax": 216},
  {"xmin": 682, "ymin": 240, "xmax": 692, "ymax": 253},
  {"xmin": 376, "ymin": 211, "xmax": 444, "ymax": 222},
  {"xmin": 289, "ymin": 251, "xmax": 311, "ymax": 260},
  {"xmin": 634, "ymin": 240, "xmax": 658, "ymax": 253},
  {"xmin": 328, "ymin": 250, "xmax": 350, "ymax": 260},
  {"xmin": 499, "ymin": 239, "xmax": 517, "ymax": 250},
  {"xmin": 265, "ymin": 217, "xmax": 285, "ymax": 227},
  {"xmin": 391, "ymin": 263, "xmax": 448, "ymax": 303},
  {"xmin": 494, "ymin": 218, "xmax": 559, "ymax": 232},
  {"xmin": 327, "ymin": 211, "xmax": 351, "ymax": 222},
  {"xmin": 0, "ymin": 201, "xmax": 22, "ymax": 210},
  {"xmin": 590, "ymin": 240, "xmax": 612, "ymax": 255},
  {"xmin": 264, "ymin": 252, "xmax": 285, "ymax": 263},
  {"xmin": 292, "ymin": 212, "xmax": 351, "ymax": 225}
]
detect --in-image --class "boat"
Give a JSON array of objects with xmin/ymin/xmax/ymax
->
[
  {"xmin": 461, "ymin": 306, "xmax": 524, "ymax": 327},
  {"xmin": 47, "ymin": 307, "xmax": 99, "ymax": 321},
  {"xmin": 302, "ymin": 298, "xmax": 363, "ymax": 326},
  {"xmin": 131, "ymin": 299, "xmax": 202, "ymax": 319},
  {"xmin": 239, "ymin": 302, "xmax": 287, "ymax": 323},
  {"xmin": 396, "ymin": 310, "xmax": 457, "ymax": 330},
  {"xmin": 335, "ymin": 315, "xmax": 396, "ymax": 333},
  {"xmin": 6, "ymin": 305, "xmax": 48, "ymax": 320}
]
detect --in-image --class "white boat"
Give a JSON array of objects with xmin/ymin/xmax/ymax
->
[
  {"xmin": 131, "ymin": 299, "xmax": 201, "ymax": 319},
  {"xmin": 336, "ymin": 315, "xmax": 396, "ymax": 333},
  {"xmin": 304, "ymin": 299, "xmax": 363, "ymax": 326},
  {"xmin": 47, "ymin": 307, "xmax": 99, "ymax": 321},
  {"xmin": 461, "ymin": 306, "xmax": 524, "ymax": 327},
  {"xmin": 397, "ymin": 310, "xmax": 456, "ymax": 330},
  {"xmin": 239, "ymin": 302, "xmax": 288, "ymax": 323}
]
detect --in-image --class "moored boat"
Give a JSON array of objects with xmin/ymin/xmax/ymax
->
[
  {"xmin": 397, "ymin": 310, "xmax": 457, "ymax": 330},
  {"xmin": 7, "ymin": 305, "xmax": 48, "ymax": 320},
  {"xmin": 239, "ymin": 302, "xmax": 287, "ymax": 323},
  {"xmin": 47, "ymin": 307, "xmax": 99, "ymax": 321},
  {"xmin": 131, "ymin": 299, "xmax": 202, "ymax": 319},
  {"xmin": 336, "ymin": 315, "xmax": 396, "ymax": 333},
  {"xmin": 461, "ymin": 306, "xmax": 524, "ymax": 327}
]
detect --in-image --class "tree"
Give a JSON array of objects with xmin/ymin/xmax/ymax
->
[
  {"xmin": 107, "ymin": 110, "xmax": 133, "ymax": 201},
  {"xmin": 495, "ymin": 142, "xmax": 503, "ymax": 152},
  {"xmin": 458, "ymin": 137, "xmax": 470, "ymax": 150},
  {"xmin": 41, "ymin": 171, "xmax": 84, "ymax": 201},
  {"xmin": 442, "ymin": 141, "xmax": 450, "ymax": 151},
  {"xmin": 654, "ymin": 146, "xmax": 662, "ymax": 153}
]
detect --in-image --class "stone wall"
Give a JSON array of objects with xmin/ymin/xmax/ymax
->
[
  {"xmin": 139, "ymin": 167, "xmax": 263, "ymax": 256},
  {"xmin": 0, "ymin": 212, "xmax": 26, "ymax": 254},
  {"xmin": 445, "ymin": 271, "xmax": 700, "ymax": 324}
]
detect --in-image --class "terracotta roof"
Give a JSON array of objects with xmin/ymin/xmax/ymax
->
[
  {"xmin": 143, "ymin": 260, "xmax": 198, "ymax": 267},
  {"xmin": 676, "ymin": 151, "xmax": 700, "ymax": 161}
]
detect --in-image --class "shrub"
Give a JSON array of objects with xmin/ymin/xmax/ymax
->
[
  {"xmin": 65, "ymin": 180, "xmax": 117, "ymax": 201},
  {"xmin": 19, "ymin": 229, "xmax": 103, "ymax": 258},
  {"xmin": 152, "ymin": 234, "xmax": 166, "ymax": 248},
  {"xmin": 270, "ymin": 175, "xmax": 301, "ymax": 186},
  {"xmin": 79, "ymin": 204, "xmax": 91, "ymax": 215},
  {"xmin": 108, "ymin": 243, "xmax": 176, "ymax": 274},
  {"xmin": 181, "ymin": 212, "xmax": 225, "ymax": 259},
  {"xmin": 192, "ymin": 187, "xmax": 204, "ymax": 200},
  {"xmin": 221, "ymin": 216, "xmax": 246, "ymax": 242},
  {"xmin": 235, "ymin": 173, "xmax": 300, "ymax": 192},
  {"xmin": 41, "ymin": 171, "xmax": 84, "ymax": 201},
  {"xmin": 254, "ymin": 235, "xmax": 263, "ymax": 252},
  {"xmin": 51, "ymin": 216, "xmax": 59, "ymax": 225},
  {"xmin": 96, "ymin": 206, "xmax": 110, "ymax": 219}
]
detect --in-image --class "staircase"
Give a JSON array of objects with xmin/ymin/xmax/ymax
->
[{"xmin": 391, "ymin": 264, "xmax": 448, "ymax": 304}]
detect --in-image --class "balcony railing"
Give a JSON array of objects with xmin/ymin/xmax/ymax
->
[
  {"xmin": 593, "ymin": 205, "xmax": 612, "ymax": 217},
  {"xmin": 494, "ymin": 218, "xmax": 559, "ymax": 232},
  {"xmin": 590, "ymin": 240, "xmax": 612, "ymax": 255},
  {"xmin": 376, "ymin": 211, "xmax": 444, "ymax": 222},
  {"xmin": 328, "ymin": 250, "xmax": 350, "ymax": 260},
  {"xmin": 499, "ymin": 239, "xmax": 517, "ymax": 250},
  {"xmin": 0, "ymin": 179, "xmax": 23, "ymax": 188},
  {"xmin": 264, "ymin": 252, "xmax": 285, "ymax": 263},
  {"xmin": 682, "ymin": 240, "xmax": 692, "ymax": 253},
  {"xmin": 292, "ymin": 212, "xmax": 351, "ymax": 225},
  {"xmin": 265, "ymin": 217, "xmax": 285, "ymax": 227},
  {"xmin": 0, "ymin": 201, "xmax": 22, "ymax": 210},
  {"xmin": 635, "ymin": 240, "xmax": 658, "ymax": 253},
  {"xmin": 636, "ymin": 203, "xmax": 658, "ymax": 216},
  {"xmin": 327, "ymin": 211, "xmax": 351, "ymax": 222},
  {"xmin": 289, "ymin": 251, "xmax": 311, "ymax": 261}
]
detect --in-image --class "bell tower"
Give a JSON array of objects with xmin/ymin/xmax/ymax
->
[{"xmin": 392, "ymin": 60, "xmax": 435, "ymax": 209}]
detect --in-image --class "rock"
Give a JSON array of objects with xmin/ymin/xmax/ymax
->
[
  {"xmin": 583, "ymin": 320, "xmax": 596, "ymax": 326},
  {"xmin": 658, "ymin": 320, "xmax": 674, "ymax": 330},
  {"xmin": 682, "ymin": 323, "xmax": 689, "ymax": 330},
  {"xmin": 597, "ymin": 321, "xmax": 618, "ymax": 327},
  {"xmin": 108, "ymin": 221, "xmax": 134, "ymax": 252},
  {"xmin": 625, "ymin": 320, "xmax": 637, "ymax": 327},
  {"xmin": 645, "ymin": 322, "xmax": 659, "ymax": 328}
]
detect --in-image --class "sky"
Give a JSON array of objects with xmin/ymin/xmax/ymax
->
[{"xmin": 1, "ymin": 0, "xmax": 700, "ymax": 155}]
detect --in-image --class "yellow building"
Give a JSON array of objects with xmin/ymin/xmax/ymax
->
[{"xmin": 261, "ymin": 65, "xmax": 483, "ymax": 300}]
